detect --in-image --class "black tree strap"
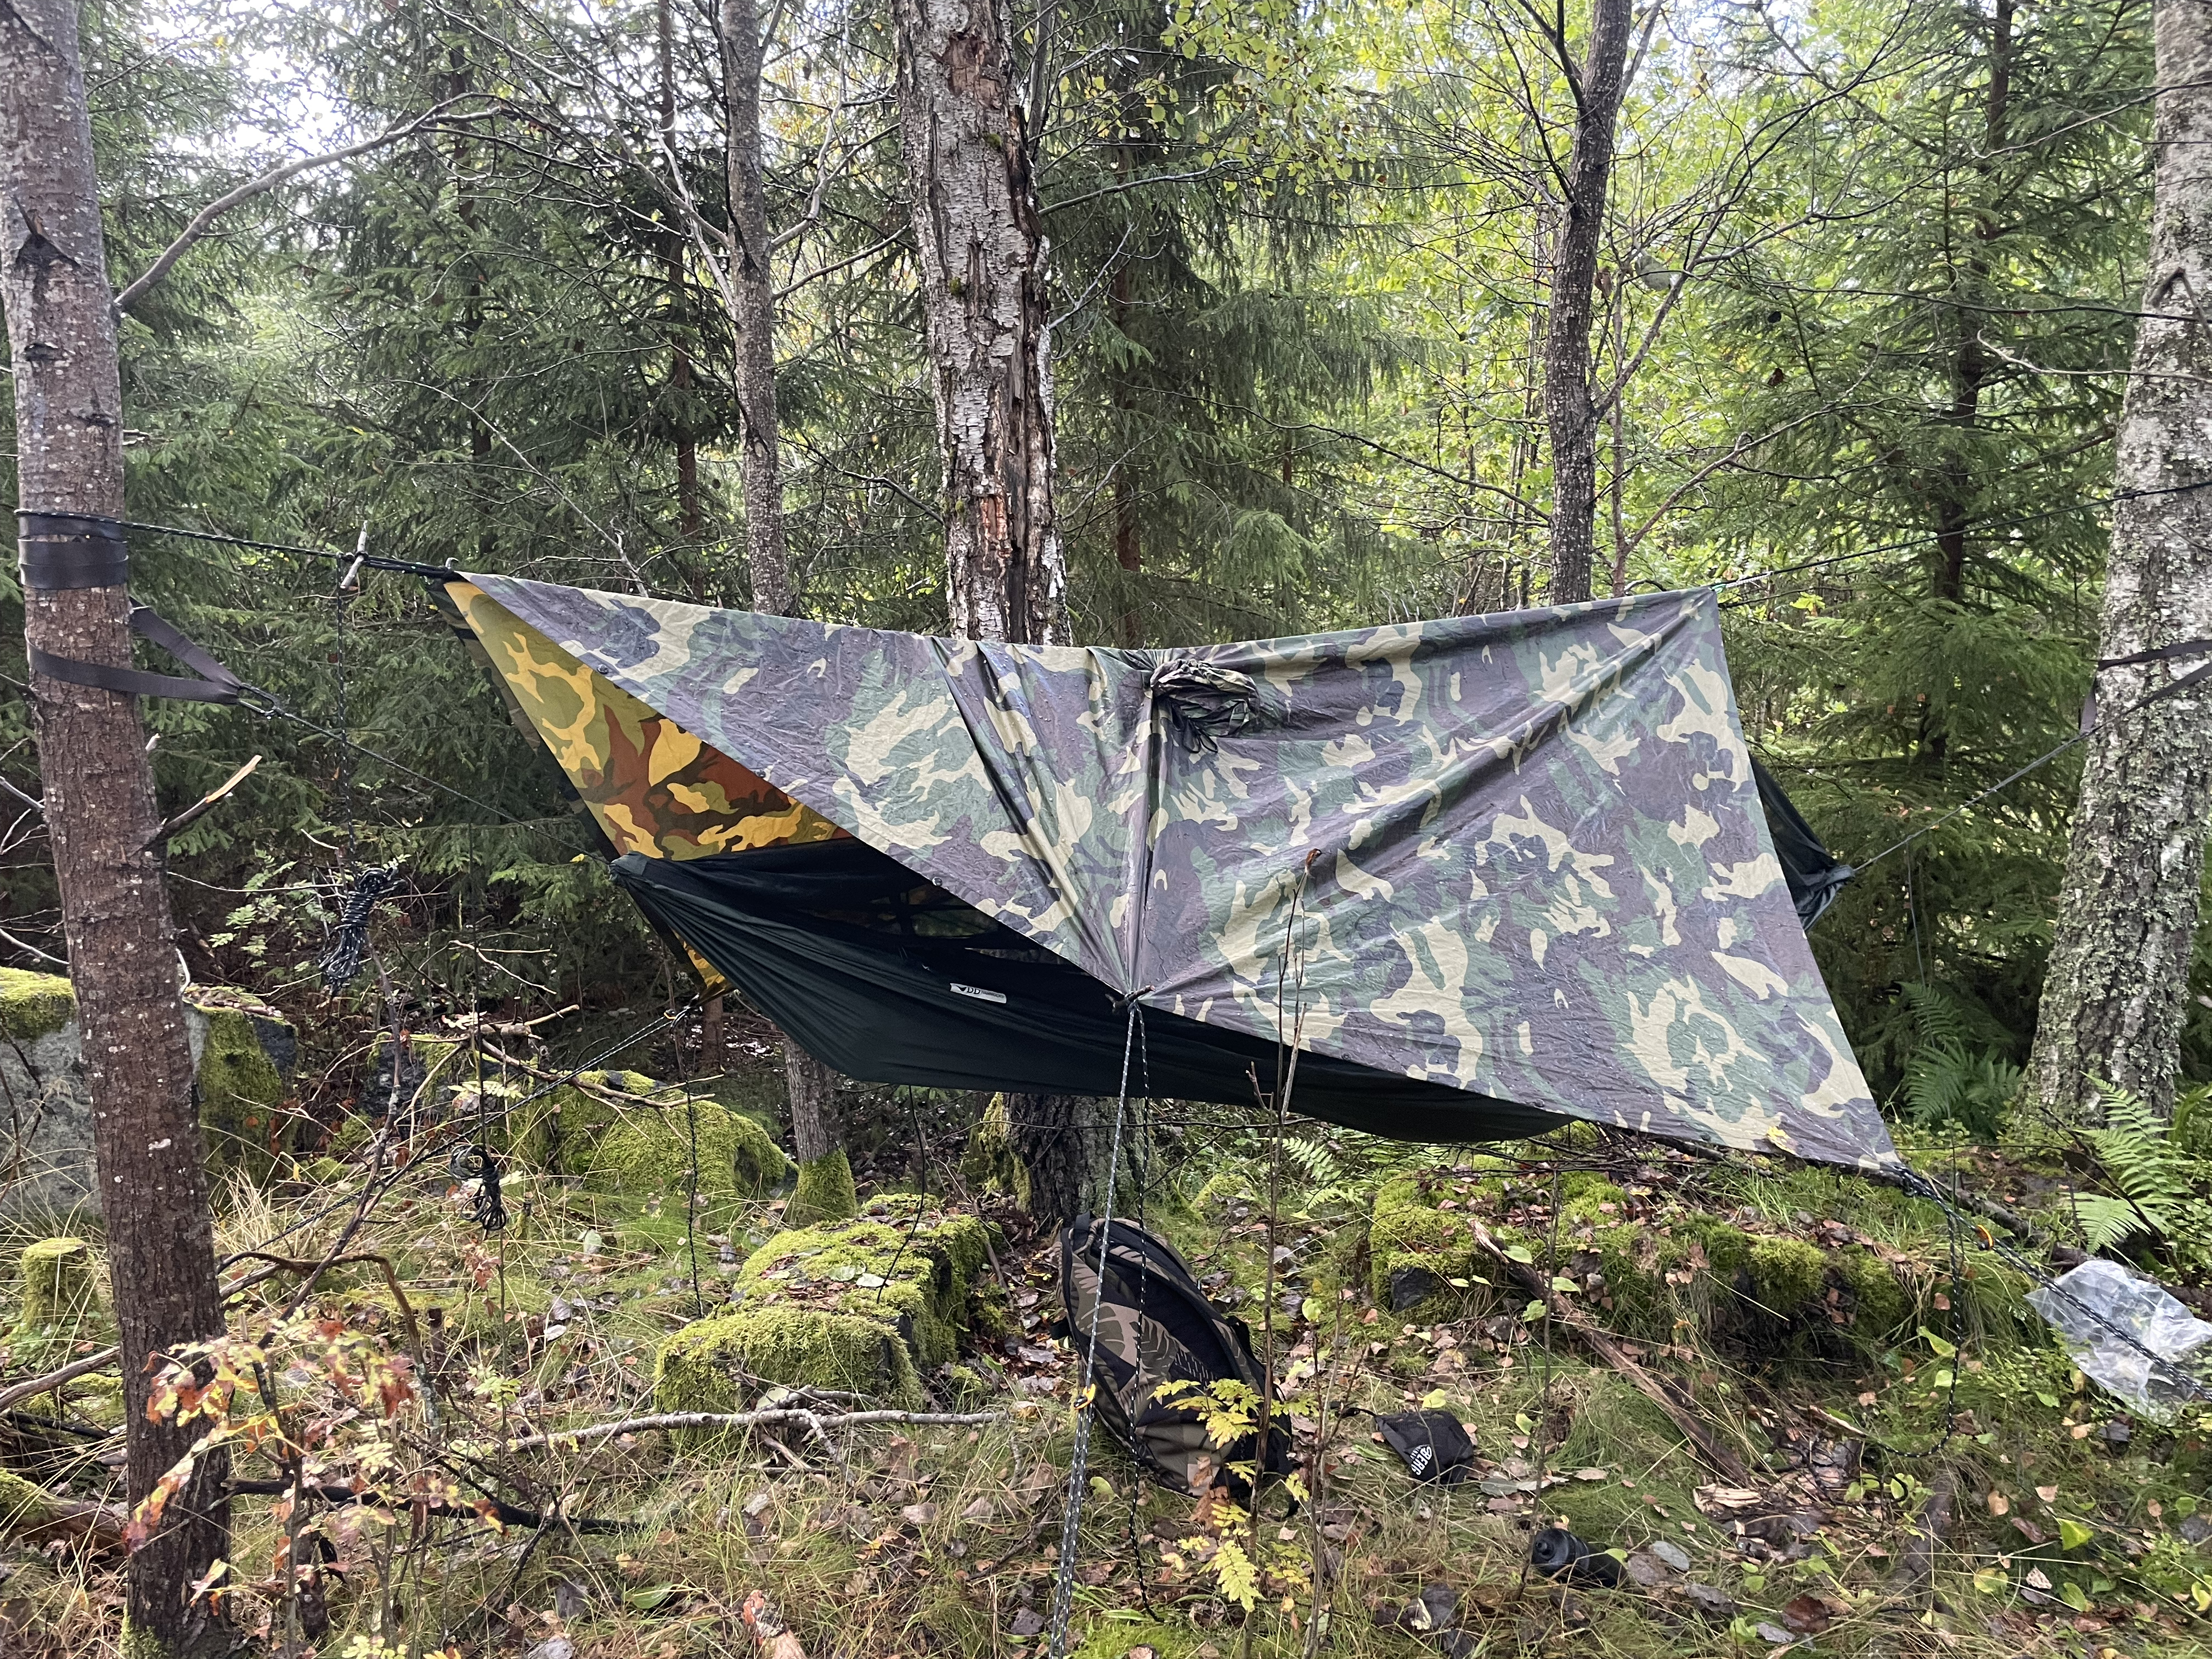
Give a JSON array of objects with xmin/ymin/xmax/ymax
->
[
  {"xmin": 18, "ymin": 511, "xmax": 129, "ymax": 589},
  {"xmin": 27, "ymin": 603, "xmax": 247, "ymax": 704},
  {"xmin": 2081, "ymin": 641, "xmax": 2212, "ymax": 733}
]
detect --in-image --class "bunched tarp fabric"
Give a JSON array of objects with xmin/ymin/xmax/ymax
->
[{"xmin": 450, "ymin": 575, "xmax": 1898, "ymax": 1172}]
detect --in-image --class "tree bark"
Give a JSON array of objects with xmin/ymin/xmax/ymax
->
[
  {"xmin": 721, "ymin": 0, "xmax": 793, "ymax": 616},
  {"xmin": 0, "ymin": 0, "xmax": 229, "ymax": 1645},
  {"xmin": 892, "ymin": 0, "xmax": 1065, "ymax": 646},
  {"xmin": 1541, "ymin": 0, "xmax": 1635, "ymax": 606},
  {"xmin": 895, "ymin": 0, "xmax": 1101, "ymax": 1228},
  {"xmin": 718, "ymin": 0, "xmax": 845, "ymax": 1167},
  {"xmin": 2029, "ymin": 0, "xmax": 2212, "ymax": 1123}
]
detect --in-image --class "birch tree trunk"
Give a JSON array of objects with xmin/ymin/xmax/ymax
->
[
  {"xmin": 2029, "ymin": 0, "xmax": 2212, "ymax": 1122},
  {"xmin": 1541, "ymin": 0, "xmax": 1634, "ymax": 606},
  {"xmin": 892, "ymin": 0, "xmax": 1065, "ymax": 646},
  {"xmin": 719, "ymin": 0, "xmax": 848, "ymax": 1188},
  {"xmin": 893, "ymin": 0, "xmax": 1103, "ymax": 1228},
  {"xmin": 0, "ymin": 0, "xmax": 229, "ymax": 1644}
]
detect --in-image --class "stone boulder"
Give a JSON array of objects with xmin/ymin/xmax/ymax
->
[{"xmin": 0, "ymin": 969, "xmax": 296, "ymax": 1218}]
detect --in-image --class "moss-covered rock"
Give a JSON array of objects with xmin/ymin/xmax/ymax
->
[
  {"xmin": 7, "ymin": 1237, "xmax": 107, "ymax": 1367},
  {"xmin": 19, "ymin": 1237, "xmax": 96, "ymax": 1328},
  {"xmin": 0, "ymin": 968, "xmax": 74, "ymax": 1042},
  {"xmin": 589, "ymin": 1099, "xmax": 793, "ymax": 1200},
  {"xmin": 1368, "ymin": 1177, "xmax": 1476, "ymax": 1316},
  {"xmin": 652, "ymin": 1205, "xmax": 995, "ymax": 1412},
  {"xmin": 785, "ymin": 1148, "xmax": 859, "ymax": 1229},
  {"xmin": 194, "ymin": 1007, "xmax": 290, "ymax": 1182},
  {"xmin": 1749, "ymin": 1237, "xmax": 1830, "ymax": 1314},
  {"xmin": 656, "ymin": 1305, "xmax": 924, "ymax": 1414}
]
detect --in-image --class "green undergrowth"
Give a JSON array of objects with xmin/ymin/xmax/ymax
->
[{"xmin": 12, "ymin": 1111, "xmax": 2212, "ymax": 1658}]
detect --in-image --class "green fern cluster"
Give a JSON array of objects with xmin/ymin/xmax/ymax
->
[
  {"xmin": 1895, "ymin": 983, "xmax": 2023, "ymax": 1139},
  {"xmin": 2072, "ymin": 1081, "xmax": 2212, "ymax": 1268}
]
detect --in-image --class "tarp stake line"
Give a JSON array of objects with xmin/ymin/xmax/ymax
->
[
  {"xmin": 1045, "ymin": 1002, "xmax": 1139, "ymax": 1659},
  {"xmin": 1855, "ymin": 652, "xmax": 2212, "ymax": 873},
  {"xmin": 1891, "ymin": 1167, "xmax": 2212, "ymax": 1409}
]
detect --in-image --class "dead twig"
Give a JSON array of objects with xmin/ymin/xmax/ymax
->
[{"xmin": 0, "ymin": 1345, "xmax": 121, "ymax": 1413}]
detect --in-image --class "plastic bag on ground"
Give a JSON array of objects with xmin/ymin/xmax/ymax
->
[{"xmin": 2026, "ymin": 1257, "xmax": 2212, "ymax": 1420}]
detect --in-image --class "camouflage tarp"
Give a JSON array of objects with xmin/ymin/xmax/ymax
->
[{"xmin": 454, "ymin": 576, "xmax": 1894, "ymax": 1170}]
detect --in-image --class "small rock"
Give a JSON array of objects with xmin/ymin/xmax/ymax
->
[
  {"xmin": 1007, "ymin": 1608, "xmax": 1046, "ymax": 1638},
  {"xmin": 1623, "ymin": 1551, "xmax": 1671, "ymax": 1588},
  {"xmin": 2183, "ymin": 1515, "xmax": 2212, "ymax": 1545},
  {"xmin": 1647, "ymin": 1539, "xmax": 1691, "ymax": 1573},
  {"xmin": 1683, "ymin": 1582, "xmax": 1736, "ymax": 1620},
  {"xmin": 527, "ymin": 1641, "xmax": 575, "ymax": 1659},
  {"xmin": 900, "ymin": 1502, "xmax": 939, "ymax": 1527},
  {"xmin": 1438, "ymin": 1634, "xmax": 1479, "ymax": 1659},
  {"xmin": 552, "ymin": 1580, "xmax": 588, "ymax": 1622},
  {"xmin": 1752, "ymin": 1623, "xmax": 1796, "ymax": 1646}
]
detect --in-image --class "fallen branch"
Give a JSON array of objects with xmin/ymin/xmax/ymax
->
[
  {"xmin": 0, "ymin": 1476, "xmax": 127, "ymax": 1550},
  {"xmin": 0, "ymin": 1345, "xmax": 121, "ymax": 1413},
  {"xmin": 500, "ymin": 1407, "xmax": 1000, "ymax": 1453},
  {"xmin": 224, "ymin": 1479, "xmax": 629, "ymax": 1536},
  {"xmin": 1469, "ymin": 1220, "xmax": 1753, "ymax": 1485}
]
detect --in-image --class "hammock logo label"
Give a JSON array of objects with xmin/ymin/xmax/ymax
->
[
  {"xmin": 1407, "ymin": 1444, "xmax": 1434, "ymax": 1476},
  {"xmin": 950, "ymin": 981, "xmax": 1008, "ymax": 1005}
]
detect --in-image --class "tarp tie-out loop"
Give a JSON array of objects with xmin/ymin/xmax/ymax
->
[
  {"xmin": 1149, "ymin": 659, "xmax": 1264, "ymax": 753},
  {"xmin": 28, "ymin": 603, "xmax": 247, "ymax": 704},
  {"xmin": 18, "ymin": 510, "xmax": 129, "ymax": 589},
  {"xmin": 1045, "ymin": 1001, "xmax": 1139, "ymax": 1659}
]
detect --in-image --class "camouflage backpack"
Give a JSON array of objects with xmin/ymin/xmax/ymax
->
[{"xmin": 1058, "ymin": 1215, "xmax": 1293, "ymax": 1495}]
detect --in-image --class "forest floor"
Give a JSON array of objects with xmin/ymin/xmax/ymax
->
[{"xmin": 2, "ymin": 1024, "xmax": 2210, "ymax": 1659}]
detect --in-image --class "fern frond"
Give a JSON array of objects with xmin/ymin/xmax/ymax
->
[{"xmin": 2069, "ymin": 1192, "xmax": 2150, "ymax": 1254}]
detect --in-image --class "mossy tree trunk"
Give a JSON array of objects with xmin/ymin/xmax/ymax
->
[
  {"xmin": 2029, "ymin": 0, "xmax": 2212, "ymax": 1122},
  {"xmin": 0, "ymin": 0, "xmax": 229, "ymax": 1642}
]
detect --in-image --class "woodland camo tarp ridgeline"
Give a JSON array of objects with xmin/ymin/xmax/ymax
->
[{"xmin": 444, "ymin": 577, "xmax": 1894, "ymax": 1171}]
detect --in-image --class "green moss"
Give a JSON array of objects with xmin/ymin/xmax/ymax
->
[
  {"xmin": 1368, "ymin": 1177, "xmax": 1476, "ymax": 1316},
  {"xmin": 0, "ymin": 969, "xmax": 73, "ymax": 1042},
  {"xmin": 738, "ymin": 1209, "xmax": 992, "ymax": 1369},
  {"xmin": 651, "ymin": 1206, "xmax": 994, "ymax": 1414},
  {"xmin": 654, "ymin": 1305, "xmax": 923, "ymax": 1416},
  {"xmin": 1068, "ymin": 1617, "xmax": 1209, "ymax": 1658},
  {"xmin": 1749, "ymin": 1237, "xmax": 1830, "ymax": 1316},
  {"xmin": 8, "ymin": 1237, "xmax": 105, "ymax": 1368},
  {"xmin": 0, "ymin": 1468, "xmax": 60, "ymax": 1533},
  {"xmin": 1830, "ymin": 1245, "xmax": 1915, "ymax": 1339},
  {"xmin": 785, "ymin": 1148, "xmax": 859, "ymax": 1229},
  {"xmin": 959, "ymin": 1093, "xmax": 1030, "ymax": 1208},
  {"xmin": 1560, "ymin": 1175, "xmax": 1629, "ymax": 1223},
  {"xmin": 589, "ymin": 1099, "xmax": 794, "ymax": 1199},
  {"xmin": 18, "ymin": 1237, "xmax": 95, "ymax": 1327},
  {"xmin": 194, "ymin": 1007, "xmax": 290, "ymax": 1182}
]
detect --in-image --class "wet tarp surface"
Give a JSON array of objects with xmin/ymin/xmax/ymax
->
[{"xmin": 455, "ymin": 577, "xmax": 1894, "ymax": 1170}]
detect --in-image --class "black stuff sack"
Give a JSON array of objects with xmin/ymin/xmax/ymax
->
[
  {"xmin": 1374, "ymin": 1408, "xmax": 1476, "ymax": 1486},
  {"xmin": 1059, "ymin": 1214, "xmax": 1294, "ymax": 1495}
]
